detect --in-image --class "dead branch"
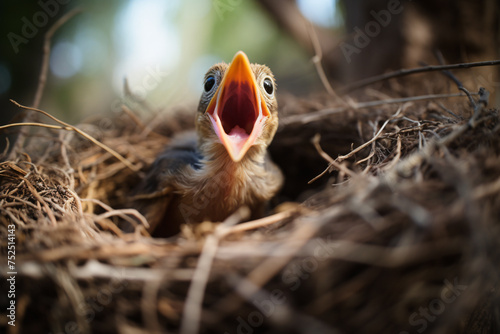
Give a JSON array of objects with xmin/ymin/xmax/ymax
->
[
  {"xmin": 340, "ymin": 59, "xmax": 500, "ymax": 93},
  {"xmin": 10, "ymin": 8, "xmax": 82, "ymax": 158},
  {"xmin": 9, "ymin": 100, "xmax": 138, "ymax": 171}
]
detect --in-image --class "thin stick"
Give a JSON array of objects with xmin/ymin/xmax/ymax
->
[
  {"xmin": 355, "ymin": 149, "xmax": 375, "ymax": 165},
  {"xmin": 210, "ymin": 208, "xmax": 343, "ymax": 325},
  {"xmin": 24, "ymin": 178, "xmax": 57, "ymax": 226},
  {"xmin": 283, "ymin": 92, "xmax": 470, "ymax": 125},
  {"xmin": 180, "ymin": 207, "xmax": 250, "ymax": 334},
  {"xmin": 121, "ymin": 105, "xmax": 147, "ymax": 130},
  {"xmin": 382, "ymin": 135, "xmax": 402, "ymax": 171},
  {"xmin": 223, "ymin": 209, "xmax": 295, "ymax": 236},
  {"xmin": 11, "ymin": 8, "xmax": 82, "ymax": 158},
  {"xmin": 10, "ymin": 100, "xmax": 138, "ymax": 171},
  {"xmin": 312, "ymin": 134, "xmax": 356, "ymax": 177},
  {"xmin": 340, "ymin": 59, "xmax": 500, "ymax": 93},
  {"xmin": 337, "ymin": 106, "xmax": 403, "ymax": 163},
  {"xmin": 142, "ymin": 276, "xmax": 163, "ymax": 334},
  {"xmin": 436, "ymin": 61, "xmax": 489, "ymax": 126},
  {"xmin": 65, "ymin": 188, "xmax": 83, "ymax": 216},
  {"xmin": 0, "ymin": 122, "xmax": 68, "ymax": 131},
  {"xmin": 306, "ymin": 21, "xmax": 343, "ymax": 102},
  {"xmin": 309, "ymin": 106, "xmax": 404, "ymax": 183},
  {"xmin": 308, "ymin": 165, "xmax": 331, "ymax": 184},
  {"xmin": 474, "ymin": 175, "xmax": 500, "ymax": 199},
  {"xmin": 33, "ymin": 8, "xmax": 83, "ymax": 108},
  {"xmin": 95, "ymin": 209, "xmax": 150, "ymax": 229},
  {"xmin": 131, "ymin": 187, "xmax": 172, "ymax": 200}
]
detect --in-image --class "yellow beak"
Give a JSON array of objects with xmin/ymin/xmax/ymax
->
[{"xmin": 205, "ymin": 51, "xmax": 270, "ymax": 162}]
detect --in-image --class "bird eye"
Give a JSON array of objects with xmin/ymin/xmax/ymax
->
[
  {"xmin": 204, "ymin": 75, "xmax": 216, "ymax": 92},
  {"xmin": 263, "ymin": 77, "xmax": 274, "ymax": 96}
]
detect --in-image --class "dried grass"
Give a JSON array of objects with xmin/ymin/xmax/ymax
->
[{"xmin": 1, "ymin": 76, "xmax": 499, "ymax": 334}]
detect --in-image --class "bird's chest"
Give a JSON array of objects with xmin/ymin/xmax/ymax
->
[{"xmin": 174, "ymin": 162, "xmax": 266, "ymax": 223}]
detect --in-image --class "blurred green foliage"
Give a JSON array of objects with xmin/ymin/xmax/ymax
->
[{"xmin": 1, "ymin": 0, "xmax": 336, "ymax": 128}]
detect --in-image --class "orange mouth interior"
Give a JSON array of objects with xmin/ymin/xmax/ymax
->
[{"xmin": 205, "ymin": 51, "xmax": 270, "ymax": 162}]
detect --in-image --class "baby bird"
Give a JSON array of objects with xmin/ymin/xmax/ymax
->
[{"xmin": 133, "ymin": 51, "xmax": 283, "ymax": 237}]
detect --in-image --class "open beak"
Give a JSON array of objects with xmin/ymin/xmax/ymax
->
[{"xmin": 205, "ymin": 51, "xmax": 270, "ymax": 162}]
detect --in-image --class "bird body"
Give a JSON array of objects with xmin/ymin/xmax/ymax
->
[{"xmin": 133, "ymin": 51, "xmax": 282, "ymax": 237}]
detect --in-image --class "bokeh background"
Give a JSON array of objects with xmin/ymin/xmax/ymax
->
[
  {"xmin": 0, "ymin": 0, "xmax": 342, "ymax": 126},
  {"xmin": 0, "ymin": 0, "xmax": 499, "ymax": 152}
]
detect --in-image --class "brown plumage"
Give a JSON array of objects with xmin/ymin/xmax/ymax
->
[{"xmin": 133, "ymin": 51, "xmax": 283, "ymax": 237}]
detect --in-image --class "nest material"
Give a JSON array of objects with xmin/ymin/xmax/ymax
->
[{"xmin": 1, "ymin": 79, "xmax": 499, "ymax": 334}]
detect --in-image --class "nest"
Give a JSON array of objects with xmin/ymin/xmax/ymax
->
[{"xmin": 1, "ymin": 75, "xmax": 499, "ymax": 334}]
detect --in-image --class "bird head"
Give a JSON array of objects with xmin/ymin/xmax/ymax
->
[{"xmin": 196, "ymin": 51, "xmax": 278, "ymax": 162}]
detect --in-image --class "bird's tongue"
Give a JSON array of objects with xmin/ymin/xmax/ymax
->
[{"xmin": 226, "ymin": 126, "xmax": 250, "ymax": 145}]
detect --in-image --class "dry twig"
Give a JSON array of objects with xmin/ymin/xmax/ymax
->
[
  {"xmin": 10, "ymin": 8, "xmax": 82, "ymax": 158},
  {"xmin": 340, "ymin": 59, "xmax": 500, "ymax": 93},
  {"xmin": 10, "ymin": 100, "xmax": 138, "ymax": 172},
  {"xmin": 180, "ymin": 207, "xmax": 250, "ymax": 334}
]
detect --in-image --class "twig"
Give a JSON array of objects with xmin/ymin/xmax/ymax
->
[
  {"xmin": 1, "ymin": 138, "xmax": 10, "ymax": 157},
  {"xmin": 10, "ymin": 100, "xmax": 138, "ymax": 172},
  {"xmin": 474, "ymin": 175, "xmax": 500, "ymax": 199},
  {"xmin": 65, "ymin": 187, "xmax": 83, "ymax": 216},
  {"xmin": 0, "ymin": 161, "xmax": 28, "ymax": 176},
  {"xmin": 82, "ymin": 198, "xmax": 150, "ymax": 228},
  {"xmin": 51, "ymin": 265, "xmax": 90, "ymax": 334},
  {"xmin": 340, "ymin": 59, "xmax": 500, "ymax": 93},
  {"xmin": 283, "ymin": 93, "xmax": 471, "ymax": 125},
  {"xmin": 210, "ymin": 207, "xmax": 343, "ymax": 326},
  {"xmin": 58, "ymin": 131, "xmax": 74, "ymax": 175},
  {"xmin": 0, "ymin": 122, "xmax": 68, "ymax": 131},
  {"xmin": 123, "ymin": 77, "xmax": 159, "ymax": 117},
  {"xmin": 436, "ymin": 63, "xmax": 489, "ymax": 127},
  {"xmin": 312, "ymin": 134, "xmax": 356, "ymax": 177},
  {"xmin": 337, "ymin": 106, "xmax": 404, "ymax": 163},
  {"xmin": 11, "ymin": 8, "xmax": 82, "ymax": 158},
  {"xmin": 308, "ymin": 106, "xmax": 404, "ymax": 183},
  {"xmin": 390, "ymin": 108, "xmax": 492, "ymax": 182},
  {"xmin": 95, "ymin": 209, "xmax": 150, "ymax": 229},
  {"xmin": 382, "ymin": 135, "xmax": 402, "ymax": 171},
  {"xmin": 121, "ymin": 105, "xmax": 147, "ymax": 130},
  {"xmin": 131, "ymin": 187, "xmax": 173, "ymax": 200},
  {"xmin": 229, "ymin": 273, "xmax": 337, "ymax": 333},
  {"xmin": 142, "ymin": 276, "xmax": 163, "ymax": 334},
  {"xmin": 33, "ymin": 8, "xmax": 83, "ymax": 108},
  {"xmin": 308, "ymin": 165, "xmax": 332, "ymax": 184},
  {"xmin": 435, "ymin": 63, "xmax": 478, "ymax": 110},
  {"xmin": 23, "ymin": 178, "xmax": 57, "ymax": 226},
  {"xmin": 355, "ymin": 148, "xmax": 376, "ymax": 166},
  {"xmin": 306, "ymin": 21, "xmax": 343, "ymax": 103},
  {"xmin": 223, "ymin": 209, "xmax": 295, "ymax": 236},
  {"xmin": 179, "ymin": 207, "xmax": 250, "ymax": 334}
]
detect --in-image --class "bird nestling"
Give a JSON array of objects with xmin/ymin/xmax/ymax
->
[{"xmin": 133, "ymin": 51, "xmax": 283, "ymax": 237}]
